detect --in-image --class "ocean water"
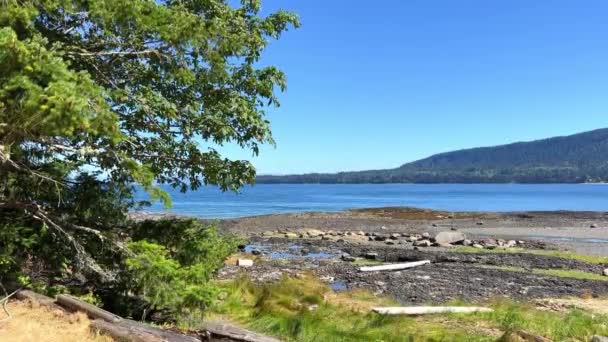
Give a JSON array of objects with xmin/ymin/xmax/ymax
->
[{"xmin": 137, "ymin": 184, "xmax": 608, "ymax": 219}]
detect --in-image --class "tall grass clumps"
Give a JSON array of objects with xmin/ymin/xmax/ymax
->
[
  {"xmin": 212, "ymin": 274, "xmax": 608, "ymax": 342},
  {"xmin": 475, "ymin": 300, "xmax": 608, "ymax": 341},
  {"xmin": 212, "ymin": 275, "xmax": 495, "ymax": 341}
]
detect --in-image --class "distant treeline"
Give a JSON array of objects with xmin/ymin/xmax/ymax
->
[{"xmin": 257, "ymin": 128, "xmax": 608, "ymax": 184}]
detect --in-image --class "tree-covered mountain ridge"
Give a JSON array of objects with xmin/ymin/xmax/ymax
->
[{"xmin": 257, "ymin": 128, "xmax": 608, "ymax": 183}]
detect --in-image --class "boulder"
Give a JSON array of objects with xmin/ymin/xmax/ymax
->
[
  {"xmin": 506, "ymin": 240, "xmax": 517, "ymax": 248},
  {"xmin": 603, "ymin": 268, "xmax": 608, "ymax": 277},
  {"xmin": 434, "ymin": 231, "xmax": 466, "ymax": 245},
  {"xmin": 421, "ymin": 232, "xmax": 431, "ymax": 239},
  {"xmin": 237, "ymin": 259, "xmax": 254, "ymax": 267}
]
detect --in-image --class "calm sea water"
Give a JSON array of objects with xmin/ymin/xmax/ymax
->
[{"xmin": 137, "ymin": 184, "xmax": 608, "ymax": 219}]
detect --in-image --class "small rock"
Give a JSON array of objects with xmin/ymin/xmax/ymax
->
[
  {"xmin": 237, "ymin": 259, "xmax": 254, "ymax": 267},
  {"xmin": 603, "ymin": 268, "xmax": 608, "ymax": 277},
  {"xmin": 364, "ymin": 252, "xmax": 378, "ymax": 260},
  {"xmin": 322, "ymin": 235, "xmax": 332, "ymax": 240},
  {"xmin": 472, "ymin": 244, "xmax": 484, "ymax": 249},
  {"xmin": 308, "ymin": 304, "xmax": 319, "ymax": 311},
  {"xmin": 422, "ymin": 232, "xmax": 431, "ymax": 239},
  {"xmin": 463, "ymin": 239, "xmax": 472, "ymax": 246},
  {"xmin": 320, "ymin": 275, "xmax": 334, "ymax": 283},
  {"xmin": 385, "ymin": 240, "xmax": 395, "ymax": 245},
  {"xmin": 506, "ymin": 240, "xmax": 517, "ymax": 248},
  {"xmin": 284, "ymin": 232, "xmax": 298, "ymax": 239},
  {"xmin": 435, "ymin": 243, "xmax": 453, "ymax": 248},
  {"xmin": 341, "ymin": 253, "xmax": 356, "ymax": 262},
  {"xmin": 374, "ymin": 234, "xmax": 388, "ymax": 241},
  {"xmin": 389, "ymin": 233, "xmax": 401, "ymax": 239},
  {"xmin": 337, "ymin": 231, "xmax": 344, "ymax": 236},
  {"xmin": 517, "ymin": 240, "xmax": 525, "ymax": 245},
  {"xmin": 300, "ymin": 248, "xmax": 310, "ymax": 255},
  {"xmin": 357, "ymin": 231, "xmax": 365, "ymax": 236},
  {"xmin": 409, "ymin": 236, "xmax": 419, "ymax": 242},
  {"xmin": 381, "ymin": 226, "xmax": 387, "ymax": 230},
  {"xmin": 431, "ymin": 223, "xmax": 438, "ymax": 227},
  {"xmin": 476, "ymin": 221, "xmax": 484, "ymax": 225},
  {"xmin": 251, "ymin": 249, "xmax": 262, "ymax": 255},
  {"xmin": 592, "ymin": 335, "xmax": 608, "ymax": 342},
  {"xmin": 306, "ymin": 229, "xmax": 325, "ymax": 237},
  {"xmin": 590, "ymin": 223, "xmax": 598, "ymax": 228},
  {"xmin": 413, "ymin": 240, "xmax": 432, "ymax": 247}
]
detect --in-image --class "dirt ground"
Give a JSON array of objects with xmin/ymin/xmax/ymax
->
[{"xmin": 215, "ymin": 207, "xmax": 608, "ymax": 304}]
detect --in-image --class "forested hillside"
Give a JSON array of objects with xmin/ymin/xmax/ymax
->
[{"xmin": 257, "ymin": 128, "xmax": 608, "ymax": 183}]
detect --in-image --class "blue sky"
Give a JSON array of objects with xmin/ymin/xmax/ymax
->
[{"xmin": 219, "ymin": 0, "xmax": 608, "ymax": 175}]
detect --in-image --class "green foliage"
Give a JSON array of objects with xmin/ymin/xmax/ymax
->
[
  {"xmin": 124, "ymin": 220, "xmax": 242, "ymax": 322},
  {"xmin": 0, "ymin": 0, "xmax": 296, "ymax": 307}
]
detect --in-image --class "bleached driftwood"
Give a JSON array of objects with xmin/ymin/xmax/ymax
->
[
  {"xmin": 359, "ymin": 260, "xmax": 431, "ymax": 272},
  {"xmin": 372, "ymin": 306, "xmax": 493, "ymax": 315}
]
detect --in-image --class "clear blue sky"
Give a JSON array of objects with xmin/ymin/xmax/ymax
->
[{"xmin": 219, "ymin": 0, "xmax": 608, "ymax": 175}]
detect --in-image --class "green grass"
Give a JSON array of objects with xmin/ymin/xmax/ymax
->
[
  {"xmin": 351, "ymin": 258, "xmax": 384, "ymax": 266},
  {"xmin": 462, "ymin": 300, "xmax": 608, "ymax": 341},
  {"xmin": 454, "ymin": 246, "xmax": 608, "ymax": 264},
  {"xmin": 211, "ymin": 275, "xmax": 493, "ymax": 341},
  {"xmin": 480, "ymin": 265, "xmax": 608, "ymax": 282},
  {"xmin": 210, "ymin": 274, "xmax": 608, "ymax": 341}
]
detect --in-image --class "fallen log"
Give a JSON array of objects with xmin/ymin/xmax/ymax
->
[
  {"xmin": 201, "ymin": 320, "xmax": 283, "ymax": 342},
  {"xmin": 15, "ymin": 290, "xmax": 63, "ymax": 311},
  {"xmin": 372, "ymin": 306, "xmax": 493, "ymax": 315},
  {"xmin": 359, "ymin": 260, "xmax": 431, "ymax": 272},
  {"xmin": 91, "ymin": 319, "xmax": 199, "ymax": 342},
  {"xmin": 56, "ymin": 294, "xmax": 122, "ymax": 323}
]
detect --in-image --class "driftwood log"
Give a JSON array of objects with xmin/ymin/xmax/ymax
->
[
  {"xmin": 201, "ymin": 320, "xmax": 283, "ymax": 342},
  {"xmin": 359, "ymin": 260, "xmax": 431, "ymax": 272},
  {"xmin": 91, "ymin": 319, "xmax": 199, "ymax": 342},
  {"xmin": 56, "ymin": 294, "xmax": 122, "ymax": 323},
  {"xmin": 372, "ymin": 306, "xmax": 493, "ymax": 315},
  {"xmin": 17, "ymin": 289, "xmax": 283, "ymax": 342}
]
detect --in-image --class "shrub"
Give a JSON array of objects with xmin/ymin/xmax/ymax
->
[{"xmin": 124, "ymin": 219, "xmax": 243, "ymax": 323}]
